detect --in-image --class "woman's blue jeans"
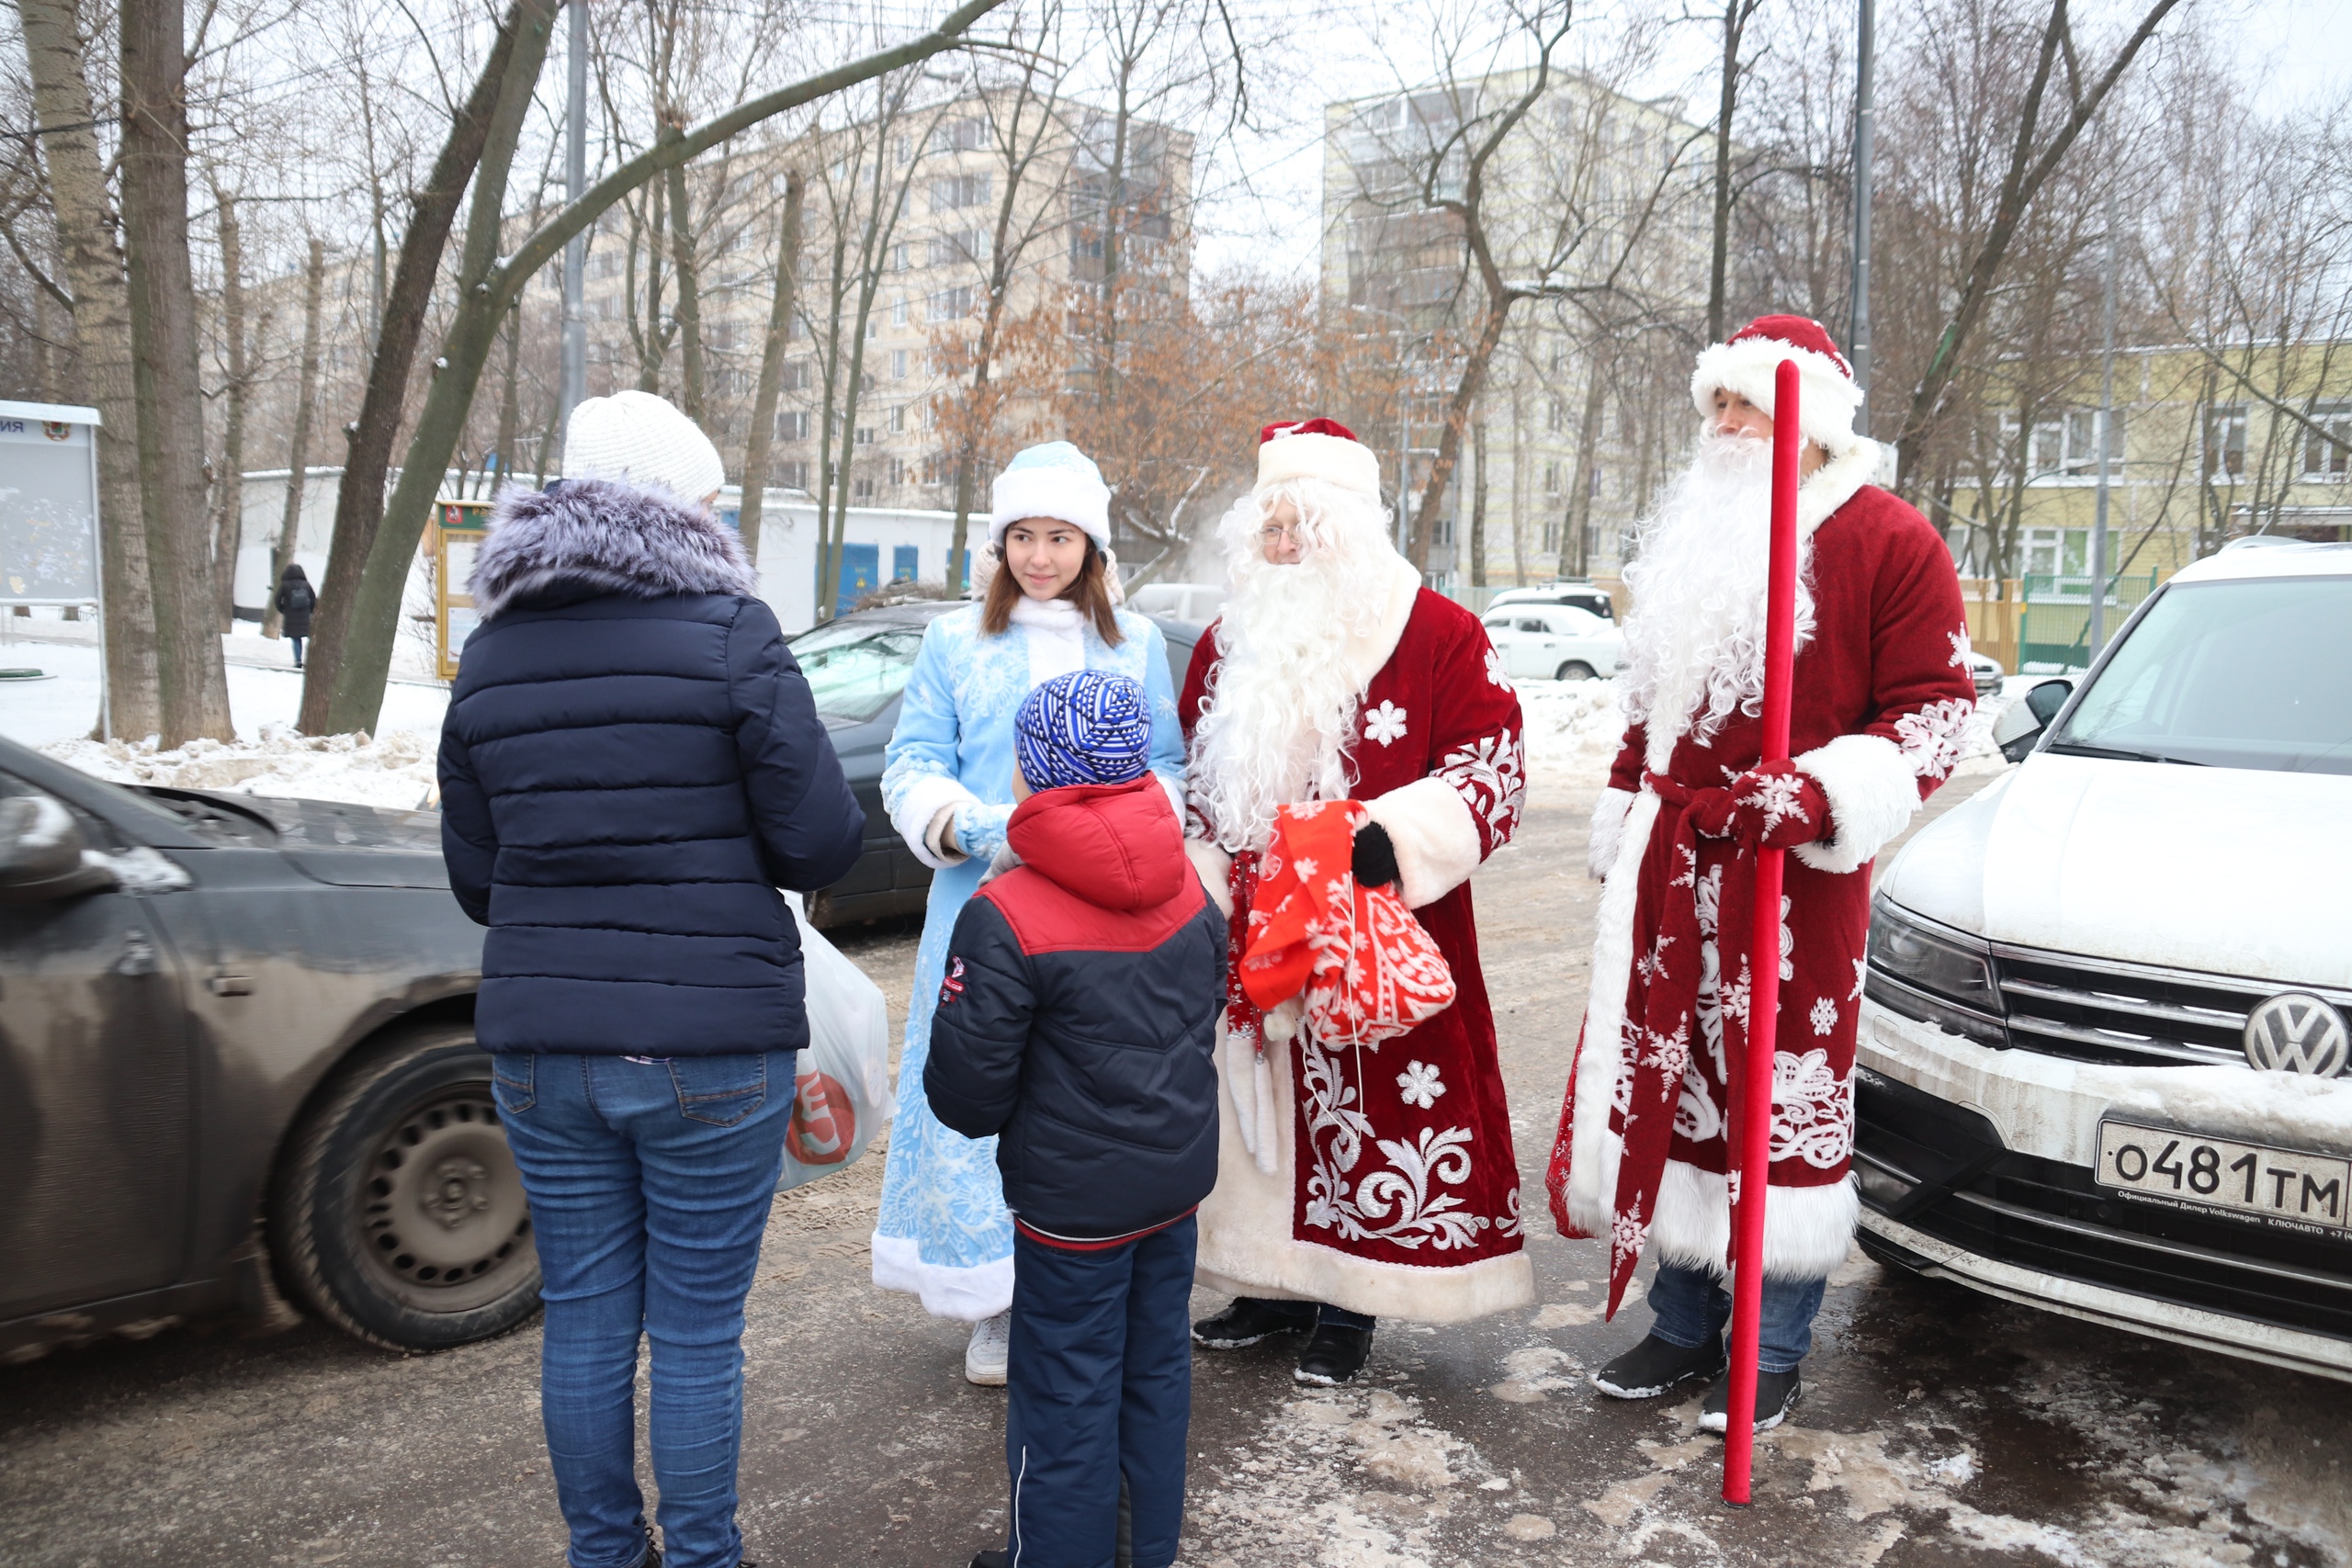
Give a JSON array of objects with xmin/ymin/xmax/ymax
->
[
  {"xmin": 493, "ymin": 1051, "xmax": 793, "ymax": 1568},
  {"xmin": 1646, "ymin": 1261, "xmax": 1827, "ymax": 1374}
]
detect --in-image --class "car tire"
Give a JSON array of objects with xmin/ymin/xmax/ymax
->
[
  {"xmin": 1555, "ymin": 660, "xmax": 1598, "ymax": 682},
  {"xmin": 271, "ymin": 1021, "xmax": 541, "ymax": 1352}
]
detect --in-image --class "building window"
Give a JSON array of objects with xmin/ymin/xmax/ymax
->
[
  {"xmin": 2301, "ymin": 402, "xmax": 2352, "ymax": 479},
  {"xmin": 1544, "ymin": 461, "xmax": 1562, "ymax": 497},
  {"xmin": 783, "ymin": 358, "xmax": 810, "ymax": 392},
  {"xmin": 892, "ymin": 298, "xmax": 910, "ymax": 329},
  {"xmin": 2022, "ymin": 526, "xmax": 2088, "ymax": 580},
  {"xmin": 887, "ymin": 456, "xmax": 906, "ymax": 486},
  {"xmin": 775, "ymin": 410, "xmax": 810, "ymax": 442},
  {"xmin": 890, "ymin": 243, "xmax": 910, "ymax": 274},
  {"xmin": 927, "ymin": 286, "xmax": 974, "ymax": 321},
  {"xmin": 854, "ymin": 475, "xmax": 876, "ymax": 502},
  {"xmin": 2202, "ymin": 403, "xmax": 2248, "ymax": 480},
  {"xmin": 775, "ymin": 459, "xmax": 807, "ymax": 491},
  {"xmin": 888, "ymin": 404, "xmax": 907, "ymax": 433},
  {"xmin": 1546, "ymin": 398, "xmax": 1563, "ymax": 434},
  {"xmin": 854, "ymin": 426, "xmax": 876, "ymax": 446},
  {"xmin": 931, "ymin": 172, "xmax": 990, "ymax": 212}
]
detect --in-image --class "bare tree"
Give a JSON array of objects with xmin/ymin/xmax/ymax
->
[
  {"xmin": 1702, "ymin": 0, "xmax": 1766, "ymax": 343},
  {"xmin": 739, "ymin": 168, "xmax": 807, "ymax": 570},
  {"xmin": 266, "ymin": 238, "xmax": 329, "ymax": 639}
]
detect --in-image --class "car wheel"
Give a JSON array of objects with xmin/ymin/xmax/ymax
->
[
  {"xmin": 1555, "ymin": 660, "xmax": 1598, "ymax": 682},
  {"xmin": 272, "ymin": 1021, "xmax": 540, "ymax": 1351}
]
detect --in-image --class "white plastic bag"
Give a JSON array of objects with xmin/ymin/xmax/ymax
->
[{"xmin": 776, "ymin": 893, "xmax": 895, "ymax": 1191}]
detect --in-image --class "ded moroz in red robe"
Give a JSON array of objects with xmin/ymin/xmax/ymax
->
[
  {"xmin": 1545, "ymin": 443, "xmax": 1976, "ymax": 1310},
  {"xmin": 1182, "ymin": 557, "xmax": 1536, "ymax": 1321}
]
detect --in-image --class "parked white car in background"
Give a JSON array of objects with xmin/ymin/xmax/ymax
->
[
  {"xmin": 1855, "ymin": 537, "xmax": 2352, "ymax": 1382},
  {"xmin": 1481, "ymin": 603, "xmax": 1626, "ymax": 682}
]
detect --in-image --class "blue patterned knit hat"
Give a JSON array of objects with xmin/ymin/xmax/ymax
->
[{"xmin": 1014, "ymin": 671, "xmax": 1152, "ymax": 792}]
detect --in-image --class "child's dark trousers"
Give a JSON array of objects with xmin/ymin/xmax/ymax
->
[{"xmin": 1003, "ymin": 1215, "xmax": 1196, "ymax": 1568}]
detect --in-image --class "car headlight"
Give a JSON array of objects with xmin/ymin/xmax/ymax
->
[{"xmin": 1866, "ymin": 896, "xmax": 2007, "ymax": 1046}]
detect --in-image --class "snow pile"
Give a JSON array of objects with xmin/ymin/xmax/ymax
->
[
  {"xmin": 43, "ymin": 726, "xmax": 440, "ymax": 811},
  {"xmin": 1517, "ymin": 678, "xmax": 1625, "ymax": 781}
]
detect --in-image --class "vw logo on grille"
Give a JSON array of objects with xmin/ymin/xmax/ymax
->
[{"xmin": 2242, "ymin": 992, "xmax": 2350, "ymax": 1077}]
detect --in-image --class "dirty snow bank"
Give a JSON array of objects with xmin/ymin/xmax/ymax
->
[{"xmin": 42, "ymin": 727, "xmax": 440, "ymax": 811}]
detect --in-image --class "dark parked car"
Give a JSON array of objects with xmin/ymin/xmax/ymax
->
[
  {"xmin": 0, "ymin": 735, "xmax": 526, "ymax": 1362},
  {"xmin": 792, "ymin": 603, "xmax": 1203, "ymax": 927}
]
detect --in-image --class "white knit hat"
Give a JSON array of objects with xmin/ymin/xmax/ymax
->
[
  {"xmin": 564, "ymin": 389, "xmax": 728, "ymax": 503},
  {"xmin": 989, "ymin": 441, "xmax": 1112, "ymax": 549}
]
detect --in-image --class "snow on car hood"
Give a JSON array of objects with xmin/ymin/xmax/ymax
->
[{"xmin": 1879, "ymin": 752, "xmax": 2352, "ymax": 988}]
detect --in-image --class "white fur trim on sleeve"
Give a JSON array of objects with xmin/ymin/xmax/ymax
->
[
  {"xmin": 1792, "ymin": 732, "xmax": 1919, "ymax": 875},
  {"xmin": 1186, "ymin": 837, "xmax": 1235, "ymax": 919},
  {"xmin": 891, "ymin": 773, "xmax": 981, "ymax": 871},
  {"xmin": 1646, "ymin": 1161, "xmax": 1860, "ymax": 1281},
  {"xmin": 1363, "ymin": 774, "xmax": 1483, "ymax": 910},
  {"xmin": 1589, "ymin": 787, "xmax": 1634, "ymax": 882}
]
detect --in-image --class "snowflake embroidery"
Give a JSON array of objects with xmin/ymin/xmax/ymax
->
[
  {"xmin": 1809, "ymin": 996, "xmax": 1839, "ymax": 1036},
  {"xmin": 1483, "ymin": 643, "xmax": 1515, "ymax": 693},
  {"xmin": 1949, "ymin": 628, "xmax": 1972, "ymax": 668},
  {"xmin": 1363, "ymin": 700, "xmax": 1408, "ymax": 747},
  {"xmin": 1292, "ymin": 856, "xmax": 1318, "ymax": 882},
  {"xmin": 1635, "ymin": 933, "xmax": 1676, "ymax": 985},
  {"xmin": 1672, "ymin": 843, "xmax": 1698, "ymax": 889},
  {"xmin": 1641, "ymin": 1021, "xmax": 1691, "ymax": 1078},
  {"xmin": 1850, "ymin": 956, "xmax": 1868, "ymax": 1002},
  {"xmin": 1739, "ymin": 772, "xmax": 1812, "ymax": 834},
  {"xmin": 1693, "ymin": 863, "xmax": 1724, "ymax": 940},
  {"xmin": 1894, "ymin": 697, "xmax": 1974, "ymax": 781},
  {"xmin": 1396, "ymin": 1060, "xmax": 1446, "ymax": 1109},
  {"xmin": 1610, "ymin": 1200, "xmax": 1648, "ymax": 1270}
]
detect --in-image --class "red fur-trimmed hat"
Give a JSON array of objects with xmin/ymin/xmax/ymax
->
[
  {"xmin": 1257, "ymin": 416, "xmax": 1383, "ymax": 497},
  {"xmin": 1690, "ymin": 315, "xmax": 1866, "ymax": 455}
]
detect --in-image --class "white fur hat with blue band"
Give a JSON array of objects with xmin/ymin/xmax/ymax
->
[{"xmin": 988, "ymin": 441, "xmax": 1112, "ymax": 549}]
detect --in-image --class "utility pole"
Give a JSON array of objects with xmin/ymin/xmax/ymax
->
[
  {"xmin": 1848, "ymin": 0, "xmax": 1876, "ymax": 431},
  {"xmin": 2088, "ymin": 186, "xmax": 2120, "ymax": 658},
  {"xmin": 556, "ymin": 0, "xmax": 588, "ymax": 477}
]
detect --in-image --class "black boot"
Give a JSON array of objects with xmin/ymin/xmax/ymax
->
[
  {"xmin": 1590, "ymin": 1333, "xmax": 1727, "ymax": 1400},
  {"xmin": 1193, "ymin": 1296, "xmax": 1317, "ymax": 1349},
  {"xmin": 1700, "ymin": 1365, "xmax": 1803, "ymax": 1433},
  {"xmin": 969, "ymin": 1553, "xmax": 1009, "ymax": 1568},
  {"xmin": 1293, "ymin": 1321, "xmax": 1374, "ymax": 1386}
]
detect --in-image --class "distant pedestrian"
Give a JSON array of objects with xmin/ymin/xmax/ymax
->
[
  {"xmin": 923, "ymin": 670, "xmax": 1226, "ymax": 1568},
  {"xmin": 439, "ymin": 389, "xmax": 865, "ymax": 1568},
  {"xmin": 275, "ymin": 563, "xmax": 315, "ymax": 668},
  {"xmin": 872, "ymin": 441, "xmax": 1184, "ymax": 1388}
]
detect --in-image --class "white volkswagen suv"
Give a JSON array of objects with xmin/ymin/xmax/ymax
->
[{"xmin": 1855, "ymin": 537, "xmax": 2352, "ymax": 1382}]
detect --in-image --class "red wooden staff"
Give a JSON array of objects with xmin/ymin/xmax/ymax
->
[{"xmin": 1723, "ymin": 358, "xmax": 1803, "ymax": 1506}]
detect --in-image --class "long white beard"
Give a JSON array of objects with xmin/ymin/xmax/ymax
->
[
  {"xmin": 1619, "ymin": 434, "xmax": 1817, "ymax": 746},
  {"xmin": 1188, "ymin": 479, "xmax": 1397, "ymax": 852}
]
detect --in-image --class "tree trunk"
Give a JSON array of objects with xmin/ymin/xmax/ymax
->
[
  {"xmin": 739, "ymin": 171, "xmax": 805, "ymax": 573},
  {"xmin": 1566, "ymin": 344, "xmax": 1610, "ymax": 577},
  {"xmin": 211, "ymin": 184, "xmax": 248, "ymax": 631},
  {"xmin": 17, "ymin": 0, "xmax": 161, "ymax": 739},
  {"xmin": 493, "ymin": 302, "xmax": 523, "ymax": 486},
  {"xmin": 120, "ymin": 0, "xmax": 232, "ymax": 745},
  {"xmin": 315, "ymin": 0, "xmax": 559, "ymax": 734},
  {"xmin": 299, "ymin": 0, "xmax": 536, "ymax": 735},
  {"xmin": 1468, "ymin": 418, "xmax": 1487, "ymax": 588},
  {"xmin": 266, "ymin": 239, "xmax": 328, "ymax": 639},
  {"xmin": 1705, "ymin": 1, "xmax": 1751, "ymax": 343},
  {"xmin": 1407, "ymin": 296, "xmax": 1510, "ymax": 571},
  {"xmin": 665, "ymin": 159, "xmax": 707, "ymax": 423}
]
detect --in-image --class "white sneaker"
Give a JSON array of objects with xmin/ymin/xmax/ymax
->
[{"xmin": 965, "ymin": 1311, "xmax": 1011, "ymax": 1386}]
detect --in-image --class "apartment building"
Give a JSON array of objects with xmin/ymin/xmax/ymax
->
[{"xmin": 1321, "ymin": 69, "xmax": 1714, "ymax": 591}]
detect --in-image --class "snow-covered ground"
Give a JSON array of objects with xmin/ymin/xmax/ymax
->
[{"xmin": 0, "ymin": 637, "xmax": 450, "ymax": 809}]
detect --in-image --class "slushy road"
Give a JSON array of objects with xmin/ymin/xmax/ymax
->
[{"xmin": 2, "ymin": 769, "xmax": 2346, "ymax": 1568}]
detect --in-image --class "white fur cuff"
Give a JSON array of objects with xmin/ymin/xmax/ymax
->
[
  {"xmin": 1589, "ymin": 787, "xmax": 1634, "ymax": 881},
  {"xmin": 1364, "ymin": 775, "xmax": 1483, "ymax": 909},
  {"xmin": 1791, "ymin": 732, "xmax": 1919, "ymax": 875},
  {"xmin": 1646, "ymin": 1161, "xmax": 1860, "ymax": 1281},
  {"xmin": 891, "ymin": 773, "xmax": 980, "ymax": 871}
]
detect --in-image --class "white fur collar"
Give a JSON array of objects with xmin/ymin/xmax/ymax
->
[
  {"xmin": 1343, "ymin": 552, "xmax": 1424, "ymax": 691},
  {"xmin": 1797, "ymin": 439, "xmax": 1881, "ymax": 536},
  {"xmin": 1011, "ymin": 594, "xmax": 1085, "ymax": 633}
]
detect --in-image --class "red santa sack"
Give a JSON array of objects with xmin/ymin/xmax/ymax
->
[{"xmin": 1240, "ymin": 801, "xmax": 1456, "ymax": 1047}]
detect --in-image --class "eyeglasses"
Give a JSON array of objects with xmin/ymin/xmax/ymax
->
[{"xmin": 1259, "ymin": 523, "xmax": 1306, "ymax": 545}]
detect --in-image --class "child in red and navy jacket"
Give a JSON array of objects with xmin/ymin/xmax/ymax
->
[{"xmin": 924, "ymin": 669, "xmax": 1226, "ymax": 1568}]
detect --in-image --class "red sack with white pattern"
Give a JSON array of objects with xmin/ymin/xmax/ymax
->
[{"xmin": 1239, "ymin": 801, "xmax": 1456, "ymax": 1048}]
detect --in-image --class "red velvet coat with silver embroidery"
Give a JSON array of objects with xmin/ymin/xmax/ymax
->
[
  {"xmin": 1544, "ymin": 483, "xmax": 1974, "ymax": 1302},
  {"xmin": 1182, "ymin": 590, "xmax": 1531, "ymax": 1308}
]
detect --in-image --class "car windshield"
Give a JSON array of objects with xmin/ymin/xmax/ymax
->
[
  {"xmin": 789, "ymin": 619, "xmax": 929, "ymax": 726},
  {"xmin": 2049, "ymin": 575, "xmax": 2352, "ymax": 773}
]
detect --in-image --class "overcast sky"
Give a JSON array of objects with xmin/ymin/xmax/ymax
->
[{"xmin": 1188, "ymin": 0, "xmax": 2352, "ymax": 282}]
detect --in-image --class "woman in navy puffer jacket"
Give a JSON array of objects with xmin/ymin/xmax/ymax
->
[{"xmin": 439, "ymin": 390, "xmax": 861, "ymax": 1568}]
